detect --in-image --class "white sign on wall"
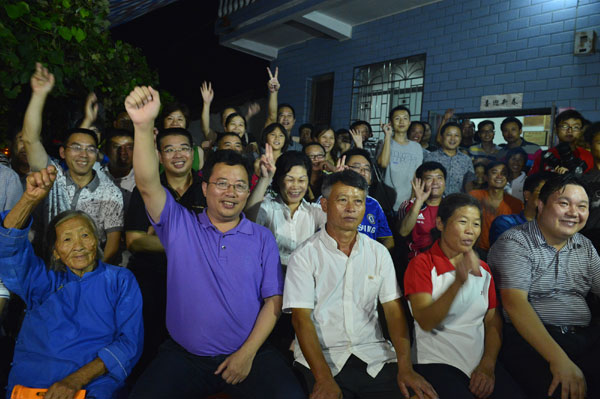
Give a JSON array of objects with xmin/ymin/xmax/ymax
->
[{"xmin": 480, "ymin": 93, "xmax": 523, "ymax": 111}]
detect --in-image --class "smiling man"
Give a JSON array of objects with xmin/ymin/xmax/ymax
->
[
  {"xmin": 125, "ymin": 86, "xmax": 304, "ymax": 399},
  {"xmin": 425, "ymin": 122, "xmax": 474, "ymax": 195},
  {"xmin": 488, "ymin": 173, "xmax": 600, "ymax": 399},
  {"xmin": 469, "ymin": 161, "xmax": 523, "ymax": 257},
  {"xmin": 21, "ymin": 63, "xmax": 123, "ymax": 263},
  {"xmin": 284, "ymin": 170, "xmax": 436, "ymax": 399}
]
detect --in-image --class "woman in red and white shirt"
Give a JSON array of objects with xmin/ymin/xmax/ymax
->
[{"xmin": 404, "ymin": 193, "xmax": 525, "ymax": 399}]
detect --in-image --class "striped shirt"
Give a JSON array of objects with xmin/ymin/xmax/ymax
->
[{"xmin": 488, "ymin": 220, "xmax": 600, "ymax": 326}]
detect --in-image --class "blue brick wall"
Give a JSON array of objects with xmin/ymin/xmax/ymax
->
[{"xmin": 272, "ymin": 0, "xmax": 600, "ymax": 129}]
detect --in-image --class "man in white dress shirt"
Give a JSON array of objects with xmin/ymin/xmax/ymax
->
[{"xmin": 283, "ymin": 170, "xmax": 437, "ymax": 399}]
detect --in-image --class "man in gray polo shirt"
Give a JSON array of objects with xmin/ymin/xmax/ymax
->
[{"xmin": 488, "ymin": 173, "xmax": 600, "ymax": 399}]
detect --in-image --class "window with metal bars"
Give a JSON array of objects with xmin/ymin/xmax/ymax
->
[{"xmin": 350, "ymin": 54, "xmax": 426, "ymax": 147}]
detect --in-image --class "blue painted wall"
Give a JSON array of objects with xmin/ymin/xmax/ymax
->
[{"xmin": 272, "ymin": 0, "xmax": 600, "ymax": 129}]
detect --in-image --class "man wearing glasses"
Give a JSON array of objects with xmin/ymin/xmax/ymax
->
[
  {"xmin": 21, "ymin": 63, "xmax": 123, "ymax": 263},
  {"xmin": 529, "ymin": 110, "xmax": 593, "ymax": 175},
  {"xmin": 125, "ymin": 86, "xmax": 304, "ymax": 398}
]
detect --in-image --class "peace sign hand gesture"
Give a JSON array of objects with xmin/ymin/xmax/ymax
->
[{"xmin": 267, "ymin": 67, "xmax": 280, "ymax": 93}]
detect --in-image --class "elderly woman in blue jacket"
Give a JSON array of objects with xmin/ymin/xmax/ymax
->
[{"xmin": 0, "ymin": 165, "xmax": 143, "ymax": 399}]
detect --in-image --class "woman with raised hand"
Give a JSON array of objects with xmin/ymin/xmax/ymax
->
[
  {"xmin": 246, "ymin": 147, "xmax": 325, "ymax": 268},
  {"xmin": 404, "ymin": 193, "xmax": 525, "ymax": 399}
]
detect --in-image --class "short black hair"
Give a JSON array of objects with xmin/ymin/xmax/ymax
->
[
  {"xmin": 555, "ymin": 109, "xmax": 584, "ymax": 127},
  {"xmin": 312, "ymin": 126, "xmax": 334, "ymax": 141},
  {"xmin": 321, "ymin": 169, "xmax": 369, "ymax": 199},
  {"xmin": 523, "ymin": 172, "xmax": 551, "ymax": 194},
  {"xmin": 260, "ymin": 122, "xmax": 290, "ymax": 151},
  {"xmin": 271, "ymin": 151, "xmax": 312, "ymax": 196},
  {"xmin": 440, "ymin": 122, "xmax": 462, "ymax": 137},
  {"xmin": 156, "ymin": 128, "xmax": 193, "ymax": 150},
  {"xmin": 161, "ymin": 102, "xmax": 190, "ymax": 129},
  {"xmin": 501, "ymin": 116, "xmax": 522, "ymax": 131},
  {"xmin": 224, "ymin": 112, "xmax": 247, "ymax": 129},
  {"xmin": 217, "ymin": 132, "xmax": 243, "ymax": 146},
  {"xmin": 278, "ymin": 103, "xmax": 296, "ymax": 119},
  {"xmin": 505, "ymin": 146, "xmax": 528, "ymax": 162},
  {"xmin": 104, "ymin": 128, "xmax": 134, "ymax": 145},
  {"xmin": 202, "ymin": 149, "xmax": 253, "ymax": 183},
  {"xmin": 343, "ymin": 148, "xmax": 373, "ymax": 168},
  {"xmin": 389, "ymin": 105, "xmax": 411, "ymax": 121},
  {"xmin": 477, "ymin": 120, "xmax": 495, "ymax": 131},
  {"xmin": 63, "ymin": 128, "xmax": 99, "ymax": 147},
  {"xmin": 485, "ymin": 160, "xmax": 508, "ymax": 175},
  {"xmin": 584, "ymin": 121, "xmax": 600, "ymax": 145},
  {"xmin": 416, "ymin": 161, "xmax": 447, "ymax": 180},
  {"xmin": 409, "ymin": 121, "xmax": 425, "ymax": 132},
  {"xmin": 303, "ymin": 142, "xmax": 326, "ymax": 154},
  {"xmin": 349, "ymin": 120, "xmax": 373, "ymax": 137},
  {"xmin": 437, "ymin": 193, "xmax": 482, "ymax": 227},
  {"xmin": 538, "ymin": 173, "xmax": 586, "ymax": 204},
  {"xmin": 299, "ymin": 123, "xmax": 314, "ymax": 133}
]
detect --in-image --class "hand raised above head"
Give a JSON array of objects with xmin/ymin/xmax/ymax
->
[
  {"xmin": 30, "ymin": 62, "xmax": 55, "ymax": 95},
  {"xmin": 349, "ymin": 129, "xmax": 363, "ymax": 148},
  {"xmin": 124, "ymin": 86, "xmax": 161, "ymax": 127},
  {"xmin": 200, "ymin": 81, "xmax": 214, "ymax": 104},
  {"xmin": 259, "ymin": 143, "xmax": 276, "ymax": 179},
  {"xmin": 24, "ymin": 165, "xmax": 58, "ymax": 203},
  {"xmin": 83, "ymin": 92, "xmax": 99, "ymax": 123},
  {"xmin": 267, "ymin": 66, "xmax": 280, "ymax": 93}
]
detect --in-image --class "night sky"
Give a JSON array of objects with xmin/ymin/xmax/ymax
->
[{"xmin": 110, "ymin": 0, "xmax": 269, "ymax": 116}]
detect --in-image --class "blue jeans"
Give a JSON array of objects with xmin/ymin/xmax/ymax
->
[{"xmin": 129, "ymin": 338, "xmax": 305, "ymax": 399}]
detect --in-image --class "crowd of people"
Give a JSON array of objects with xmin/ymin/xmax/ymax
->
[{"xmin": 0, "ymin": 62, "xmax": 599, "ymax": 399}]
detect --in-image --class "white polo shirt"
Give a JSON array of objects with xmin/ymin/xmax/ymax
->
[
  {"xmin": 404, "ymin": 241, "xmax": 498, "ymax": 377},
  {"xmin": 256, "ymin": 196, "xmax": 326, "ymax": 266},
  {"xmin": 283, "ymin": 228, "xmax": 401, "ymax": 377}
]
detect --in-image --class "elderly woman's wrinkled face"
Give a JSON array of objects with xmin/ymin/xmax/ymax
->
[{"xmin": 53, "ymin": 216, "xmax": 98, "ymax": 277}]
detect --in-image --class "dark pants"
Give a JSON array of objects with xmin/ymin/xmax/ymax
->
[
  {"xmin": 413, "ymin": 362, "xmax": 526, "ymax": 399},
  {"xmin": 501, "ymin": 323, "xmax": 600, "ymax": 399},
  {"xmin": 128, "ymin": 338, "xmax": 305, "ymax": 399},
  {"xmin": 296, "ymin": 355, "xmax": 404, "ymax": 399}
]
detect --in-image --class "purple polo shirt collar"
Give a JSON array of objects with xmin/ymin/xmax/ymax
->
[{"xmin": 197, "ymin": 208, "xmax": 254, "ymax": 236}]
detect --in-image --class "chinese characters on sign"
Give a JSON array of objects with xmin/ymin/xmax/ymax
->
[{"xmin": 480, "ymin": 93, "xmax": 523, "ymax": 111}]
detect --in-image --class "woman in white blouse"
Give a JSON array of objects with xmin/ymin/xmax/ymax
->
[{"xmin": 246, "ymin": 148, "xmax": 325, "ymax": 267}]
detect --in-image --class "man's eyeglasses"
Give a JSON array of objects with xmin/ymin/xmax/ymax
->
[
  {"xmin": 558, "ymin": 124, "xmax": 581, "ymax": 132},
  {"xmin": 307, "ymin": 153, "xmax": 325, "ymax": 160},
  {"xmin": 348, "ymin": 164, "xmax": 371, "ymax": 175},
  {"xmin": 208, "ymin": 180, "xmax": 249, "ymax": 193},
  {"xmin": 65, "ymin": 144, "xmax": 98, "ymax": 155},
  {"xmin": 161, "ymin": 146, "xmax": 192, "ymax": 155}
]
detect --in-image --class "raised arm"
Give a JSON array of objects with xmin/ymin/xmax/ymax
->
[
  {"xmin": 200, "ymin": 81, "xmax": 217, "ymax": 143},
  {"xmin": 245, "ymin": 144, "xmax": 275, "ymax": 221},
  {"xmin": 22, "ymin": 62, "xmax": 54, "ymax": 172},
  {"xmin": 3, "ymin": 166, "xmax": 57, "ymax": 230},
  {"xmin": 398, "ymin": 178, "xmax": 431, "ymax": 237},
  {"xmin": 264, "ymin": 67, "xmax": 279, "ymax": 128},
  {"xmin": 79, "ymin": 93, "xmax": 98, "ymax": 129},
  {"xmin": 292, "ymin": 308, "xmax": 342, "ymax": 399},
  {"xmin": 125, "ymin": 86, "xmax": 165, "ymax": 223},
  {"xmin": 376, "ymin": 123, "xmax": 393, "ymax": 168}
]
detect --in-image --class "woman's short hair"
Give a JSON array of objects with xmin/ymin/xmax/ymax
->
[
  {"xmin": 271, "ymin": 151, "xmax": 312, "ymax": 196},
  {"xmin": 45, "ymin": 210, "xmax": 102, "ymax": 272}
]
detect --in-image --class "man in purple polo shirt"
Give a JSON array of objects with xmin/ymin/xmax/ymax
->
[{"xmin": 125, "ymin": 86, "xmax": 304, "ymax": 398}]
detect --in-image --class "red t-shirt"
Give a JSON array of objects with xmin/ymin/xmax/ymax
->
[{"xmin": 399, "ymin": 199, "xmax": 439, "ymax": 260}]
